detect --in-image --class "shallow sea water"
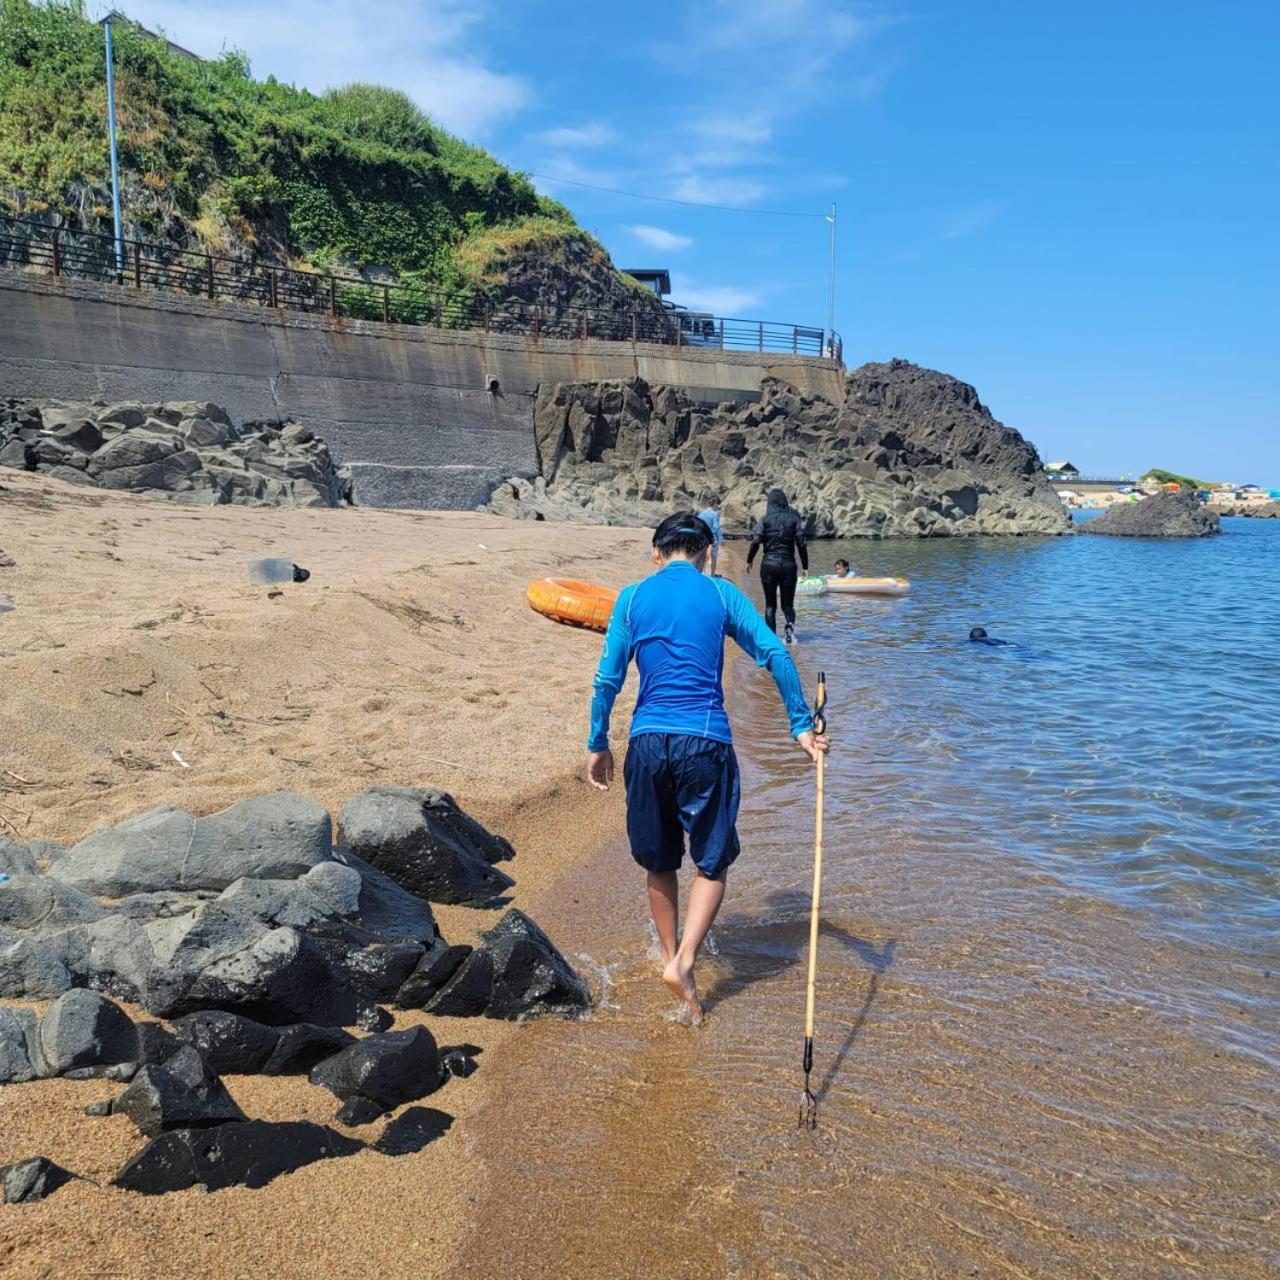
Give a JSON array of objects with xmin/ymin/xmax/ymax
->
[{"xmin": 459, "ymin": 519, "xmax": 1278, "ymax": 1280}]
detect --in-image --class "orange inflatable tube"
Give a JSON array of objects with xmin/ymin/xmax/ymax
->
[{"xmin": 526, "ymin": 577, "xmax": 618, "ymax": 633}]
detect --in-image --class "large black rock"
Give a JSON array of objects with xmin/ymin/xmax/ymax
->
[
  {"xmin": 338, "ymin": 788, "xmax": 515, "ymax": 906},
  {"xmin": 113, "ymin": 1121, "xmax": 362, "ymax": 1194},
  {"xmin": 1082, "ymin": 489, "xmax": 1220, "ymax": 537},
  {"xmin": 395, "ymin": 943, "xmax": 472, "ymax": 1009},
  {"xmin": 484, "ymin": 909, "xmax": 591, "ymax": 1019},
  {"xmin": 262, "ymin": 1023, "xmax": 354, "ymax": 1075},
  {"xmin": 38, "ymin": 989, "xmax": 139, "ymax": 1076},
  {"xmin": 171, "ymin": 1010, "xmax": 281, "ymax": 1075},
  {"xmin": 309, "ymin": 1025, "xmax": 441, "ymax": 1122},
  {"xmin": 421, "ymin": 910, "xmax": 590, "ymax": 1020},
  {"xmin": 111, "ymin": 1046, "xmax": 246, "ymax": 1138}
]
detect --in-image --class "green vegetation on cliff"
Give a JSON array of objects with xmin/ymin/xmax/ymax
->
[
  {"xmin": 0, "ymin": 0, "xmax": 642, "ymax": 310},
  {"xmin": 1142, "ymin": 468, "xmax": 1211, "ymax": 490}
]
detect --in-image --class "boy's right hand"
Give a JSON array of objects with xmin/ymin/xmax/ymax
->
[
  {"xmin": 587, "ymin": 749, "xmax": 615, "ymax": 791},
  {"xmin": 796, "ymin": 731, "xmax": 830, "ymax": 763}
]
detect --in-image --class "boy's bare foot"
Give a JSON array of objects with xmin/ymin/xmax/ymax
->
[{"xmin": 662, "ymin": 956, "xmax": 703, "ymax": 1025}]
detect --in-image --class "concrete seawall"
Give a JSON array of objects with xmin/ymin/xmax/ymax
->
[{"xmin": 0, "ymin": 272, "xmax": 844, "ymax": 508}]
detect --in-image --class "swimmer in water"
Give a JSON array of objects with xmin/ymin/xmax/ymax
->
[
  {"xmin": 832, "ymin": 559, "xmax": 852, "ymax": 578},
  {"xmin": 969, "ymin": 626, "xmax": 1012, "ymax": 647}
]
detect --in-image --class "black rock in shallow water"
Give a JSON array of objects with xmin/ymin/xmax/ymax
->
[
  {"xmin": 338, "ymin": 787, "xmax": 515, "ymax": 906},
  {"xmin": 422, "ymin": 909, "xmax": 591, "ymax": 1021},
  {"xmin": 1082, "ymin": 489, "xmax": 1220, "ymax": 538},
  {"xmin": 309, "ymin": 1025, "xmax": 441, "ymax": 1121},
  {"xmin": 113, "ymin": 1121, "xmax": 363, "ymax": 1194},
  {"xmin": 111, "ymin": 1046, "xmax": 246, "ymax": 1138},
  {"xmin": 2, "ymin": 1156, "xmax": 72, "ymax": 1203}
]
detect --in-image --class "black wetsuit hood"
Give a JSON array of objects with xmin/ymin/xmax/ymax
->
[{"xmin": 748, "ymin": 490, "xmax": 808, "ymax": 570}]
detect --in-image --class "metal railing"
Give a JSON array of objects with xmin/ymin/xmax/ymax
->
[{"xmin": 0, "ymin": 214, "xmax": 842, "ymax": 361}]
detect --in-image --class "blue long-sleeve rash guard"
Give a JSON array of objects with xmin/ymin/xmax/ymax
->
[{"xmin": 588, "ymin": 560, "xmax": 813, "ymax": 752}]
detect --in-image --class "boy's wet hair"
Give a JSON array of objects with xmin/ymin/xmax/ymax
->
[
  {"xmin": 834, "ymin": 558, "xmax": 850, "ymax": 571},
  {"xmin": 653, "ymin": 511, "xmax": 713, "ymax": 557}
]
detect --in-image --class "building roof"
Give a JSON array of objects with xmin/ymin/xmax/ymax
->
[
  {"xmin": 102, "ymin": 11, "xmax": 203, "ymax": 62},
  {"xmin": 622, "ymin": 269, "xmax": 671, "ymax": 295},
  {"xmin": 1045, "ymin": 460, "xmax": 1079, "ymax": 472}
]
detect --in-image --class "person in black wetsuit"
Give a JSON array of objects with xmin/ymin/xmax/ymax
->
[
  {"xmin": 969, "ymin": 626, "xmax": 1013, "ymax": 647},
  {"xmin": 746, "ymin": 488, "xmax": 808, "ymax": 644}
]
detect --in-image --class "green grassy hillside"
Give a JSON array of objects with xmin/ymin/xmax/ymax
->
[{"xmin": 0, "ymin": 0, "xmax": 646, "ymax": 312}]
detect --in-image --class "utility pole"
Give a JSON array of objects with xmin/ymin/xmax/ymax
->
[
  {"xmin": 826, "ymin": 202, "xmax": 837, "ymax": 356},
  {"xmin": 103, "ymin": 14, "xmax": 125, "ymax": 279}
]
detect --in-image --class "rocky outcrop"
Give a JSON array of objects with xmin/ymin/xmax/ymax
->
[
  {"xmin": 488, "ymin": 360, "xmax": 1070, "ymax": 538},
  {"xmin": 0, "ymin": 399, "xmax": 345, "ymax": 506},
  {"xmin": 1083, "ymin": 490, "xmax": 1220, "ymax": 537},
  {"xmin": 0, "ymin": 790, "xmax": 586, "ymax": 1023},
  {"xmin": 466, "ymin": 228, "xmax": 673, "ymax": 342}
]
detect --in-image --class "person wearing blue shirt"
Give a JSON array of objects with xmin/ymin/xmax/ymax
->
[
  {"xmin": 587, "ymin": 511, "xmax": 829, "ymax": 1023},
  {"xmin": 696, "ymin": 498, "xmax": 724, "ymax": 575}
]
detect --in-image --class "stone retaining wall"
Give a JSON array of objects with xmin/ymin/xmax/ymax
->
[{"xmin": 0, "ymin": 272, "xmax": 842, "ymax": 508}]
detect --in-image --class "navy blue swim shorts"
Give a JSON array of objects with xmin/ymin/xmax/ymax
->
[{"xmin": 623, "ymin": 733, "xmax": 741, "ymax": 878}]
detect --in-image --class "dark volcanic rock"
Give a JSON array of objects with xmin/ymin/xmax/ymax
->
[
  {"xmin": 489, "ymin": 362, "xmax": 1071, "ymax": 538},
  {"xmin": 2, "ymin": 1156, "xmax": 73, "ymax": 1203},
  {"xmin": 0, "ymin": 399, "xmax": 344, "ymax": 507},
  {"xmin": 113, "ymin": 1121, "xmax": 362, "ymax": 1194},
  {"xmin": 421, "ymin": 911, "xmax": 589, "ymax": 1019},
  {"xmin": 422, "ymin": 947, "xmax": 495, "ymax": 1017},
  {"xmin": 339, "ymin": 787, "xmax": 515, "ymax": 906},
  {"xmin": 1082, "ymin": 489, "xmax": 1220, "ymax": 537},
  {"xmin": 171, "ymin": 1010, "xmax": 282, "ymax": 1075},
  {"xmin": 112, "ymin": 1046, "xmax": 246, "ymax": 1137},
  {"xmin": 309, "ymin": 1026, "xmax": 441, "ymax": 1121},
  {"xmin": 395, "ymin": 943, "xmax": 473, "ymax": 1009},
  {"xmin": 483, "ymin": 909, "xmax": 591, "ymax": 1020},
  {"xmin": 262, "ymin": 1023, "xmax": 354, "ymax": 1075}
]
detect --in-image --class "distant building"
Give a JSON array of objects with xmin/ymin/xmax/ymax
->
[
  {"xmin": 103, "ymin": 11, "xmax": 204, "ymax": 62},
  {"xmin": 1045, "ymin": 460, "xmax": 1079, "ymax": 477},
  {"xmin": 623, "ymin": 269, "xmax": 671, "ymax": 300}
]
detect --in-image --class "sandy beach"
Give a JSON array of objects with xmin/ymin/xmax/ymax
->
[{"xmin": 0, "ymin": 469, "xmax": 639, "ymax": 1279}]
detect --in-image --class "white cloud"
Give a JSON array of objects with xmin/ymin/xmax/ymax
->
[
  {"xmin": 942, "ymin": 199, "xmax": 1008, "ymax": 239},
  {"xmin": 628, "ymin": 225, "xmax": 693, "ymax": 251},
  {"xmin": 102, "ymin": 0, "xmax": 530, "ymax": 137},
  {"xmin": 670, "ymin": 273, "xmax": 763, "ymax": 315},
  {"xmin": 691, "ymin": 114, "xmax": 773, "ymax": 146},
  {"xmin": 670, "ymin": 175, "xmax": 768, "ymax": 206},
  {"xmin": 533, "ymin": 122, "xmax": 618, "ymax": 148}
]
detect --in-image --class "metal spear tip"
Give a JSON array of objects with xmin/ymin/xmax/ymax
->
[{"xmin": 799, "ymin": 1086, "xmax": 818, "ymax": 1130}]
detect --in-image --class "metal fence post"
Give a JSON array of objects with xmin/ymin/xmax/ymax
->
[
  {"xmin": 434, "ymin": 296, "xmax": 443, "ymax": 328},
  {"xmin": 328, "ymin": 277, "xmax": 336, "ymax": 318},
  {"xmin": 383, "ymin": 284, "xmax": 390, "ymax": 324},
  {"xmin": 51, "ymin": 228, "xmax": 61, "ymax": 277},
  {"xmin": 133, "ymin": 242, "xmax": 141, "ymax": 288},
  {"xmin": 582, "ymin": 312, "xmax": 589, "ymax": 341},
  {"xmin": 269, "ymin": 268, "xmax": 278, "ymax": 309},
  {"xmin": 206, "ymin": 254, "xmax": 214, "ymax": 300},
  {"xmin": 675, "ymin": 317, "xmax": 682, "ymax": 348},
  {"xmin": 631, "ymin": 313, "xmax": 638, "ymax": 343},
  {"xmin": 484, "ymin": 301, "xmax": 491, "ymax": 333},
  {"xmin": 719, "ymin": 319, "xmax": 725, "ymax": 350},
  {"xmin": 792, "ymin": 325, "xmax": 798, "ymax": 354},
  {"xmin": 533, "ymin": 307, "xmax": 541, "ymax": 343},
  {"xmin": 758, "ymin": 322, "xmax": 764, "ymax": 352}
]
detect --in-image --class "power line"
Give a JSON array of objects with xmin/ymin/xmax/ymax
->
[{"xmin": 528, "ymin": 172, "xmax": 827, "ymax": 218}]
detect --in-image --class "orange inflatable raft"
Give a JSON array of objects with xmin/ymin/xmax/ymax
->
[{"xmin": 526, "ymin": 577, "xmax": 618, "ymax": 632}]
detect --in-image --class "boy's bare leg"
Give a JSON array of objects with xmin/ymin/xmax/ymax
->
[
  {"xmin": 662, "ymin": 868, "xmax": 727, "ymax": 1022},
  {"xmin": 646, "ymin": 870, "xmax": 679, "ymax": 965}
]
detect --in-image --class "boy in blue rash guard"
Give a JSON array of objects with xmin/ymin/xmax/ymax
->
[{"xmin": 586, "ymin": 511, "xmax": 830, "ymax": 1023}]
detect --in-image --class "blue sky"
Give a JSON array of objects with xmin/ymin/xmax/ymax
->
[{"xmin": 111, "ymin": 1, "xmax": 1278, "ymax": 481}]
